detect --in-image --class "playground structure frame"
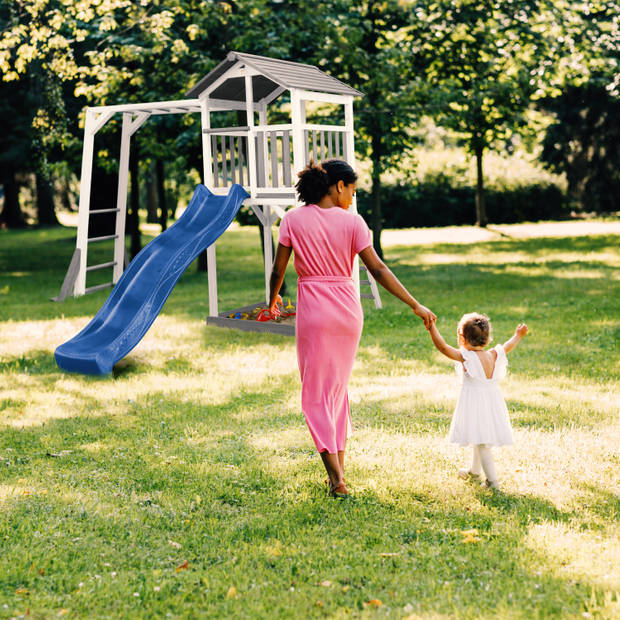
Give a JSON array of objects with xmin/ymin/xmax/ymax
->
[{"xmin": 56, "ymin": 51, "xmax": 382, "ymax": 317}]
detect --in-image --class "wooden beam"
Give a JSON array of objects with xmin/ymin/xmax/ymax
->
[{"xmin": 113, "ymin": 112, "xmax": 131, "ymax": 283}]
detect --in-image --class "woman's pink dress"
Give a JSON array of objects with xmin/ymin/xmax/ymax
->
[{"xmin": 278, "ymin": 204, "xmax": 372, "ymax": 453}]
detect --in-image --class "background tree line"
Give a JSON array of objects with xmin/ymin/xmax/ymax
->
[{"xmin": 1, "ymin": 0, "xmax": 618, "ymax": 256}]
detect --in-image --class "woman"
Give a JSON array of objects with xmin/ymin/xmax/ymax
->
[{"xmin": 269, "ymin": 160, "xmax": 435, "ymax": 497}]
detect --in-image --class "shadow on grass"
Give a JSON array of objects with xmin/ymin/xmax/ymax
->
[
  {"xmin": 351, "ymin": 391, "xmax": 612, "ymax": 435},
  {"xmin": 0, "ymin": 401, "xmax": 610, "ymax": 619},
  {"xmin": 508, "ymin": 399, "xmax": 614, "ymax": 431},
  {"xmin": 478, "ymin": 488, "xmax": 575, "ymax": 526},
  {"xmin": 575, "ymin": 483, "xmax": 620, "ymax": 527},
  {"xmin": 0, "ymin": 350, "xmax": 58, "ymax": 376}
]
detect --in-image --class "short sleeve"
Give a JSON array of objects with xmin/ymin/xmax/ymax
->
[
  {"xmin": 458, "ymin": 346, "xmax": 472, "ymax": 377},
  {"xmin": 278, "ymin": 214, "xmax": 292, "ymax": 247},
  {"xmin": 352, "ymin": 214, "xmax": 372, "ymax": 254}
]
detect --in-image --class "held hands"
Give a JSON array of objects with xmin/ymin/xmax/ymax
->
[{"xmin": 414, "ymin": 304, "xmax": 437, "ymax": 330}]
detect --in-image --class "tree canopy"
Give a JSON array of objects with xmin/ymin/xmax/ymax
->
[{"xmin": 0, "ymin": 0, "xmax": 616, "ymax": 230}]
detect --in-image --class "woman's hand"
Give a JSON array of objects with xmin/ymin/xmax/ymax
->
[
  {"xmin": 413, "ymin": 304, "xmax": 436, "ymax": 330},
  {"xmin": 269, "ymin": 295, "xmax": 283, "ymax": 318}
]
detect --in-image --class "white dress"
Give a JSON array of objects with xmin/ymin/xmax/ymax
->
[{"xmin": 448, "ymin": 344, "xmax": 514, "ymax": 447}]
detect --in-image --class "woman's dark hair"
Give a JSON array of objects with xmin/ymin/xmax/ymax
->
[
  {"xmin": 295, "ymin": 159, "xmax": 357, "ymax": 204},
  {"xmin": 458, "ymin": 312, "xmax": 492, "ymax": 347}
]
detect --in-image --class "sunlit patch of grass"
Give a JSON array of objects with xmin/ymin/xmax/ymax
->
[
  {"xmin": 0, "ymin": 483, "xmax": 37, "ymax": 504},
  {"xmin": 395, "ymin": 250, "xmax": 620, "ymax": 269},
  {"xmin": 525, "ymin": 522, "xmax": 620, "ymax": 590}
]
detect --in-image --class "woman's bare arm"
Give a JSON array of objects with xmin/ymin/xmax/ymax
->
[
  {"xmin": 269, "ymin": 243, "xmax": 293, "ymax": 314},
  {"xmin": 358, "ymin": 246, "xmax": 436, "ymax": 328}
]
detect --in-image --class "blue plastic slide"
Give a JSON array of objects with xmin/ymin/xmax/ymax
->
[{"xmin": 55, "ymin": 184, "xmax": 249, "ymax": 375}]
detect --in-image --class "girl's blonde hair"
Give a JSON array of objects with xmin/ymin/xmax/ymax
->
[{"xmin": 458, "ymin": 312, "xmax": 492, "ymax": 347}]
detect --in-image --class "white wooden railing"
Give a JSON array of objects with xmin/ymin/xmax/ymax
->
[{"xmin": 204, "ymin": 124, "xmax": 350, "ymax": 192}]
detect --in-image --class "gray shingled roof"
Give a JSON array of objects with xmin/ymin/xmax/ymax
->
[{"xmin": 186, "ymin": 51, "xmax": 362, "ymax": 101}]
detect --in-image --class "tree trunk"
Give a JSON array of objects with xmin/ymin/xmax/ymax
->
[
  {"xmin": 59, "ymin": 174, "xmax": 76, "ymax": 212},
  {"xmin": 0, "ymin": 174, "xmax": 27, "ymax": 228},
  {"xmin": 156, "ymin": 159, "xmax": 167, "ymax": 231},
  {"xmin": 146, "ymin": 161, "xmax": 158, "ymax": 223},
  {"xmin": 474, "ymin": 144, "xmax": 488, "ymax": 227},
  {"xmin": 128, "ymin": 148, "xmax": 141, "ymax": 259},
  {"xmin": 36, "ymin": 172, "xmax": 59, "ymax": 227}
]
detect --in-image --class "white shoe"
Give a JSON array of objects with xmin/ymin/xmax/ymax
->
[
  {"xmin": 482, "ymin": 479, "xmax": 501, "ymax": 491},
  {"xmin": 458, "ymin": 469, "xmax": 482, "ymax": 481}
]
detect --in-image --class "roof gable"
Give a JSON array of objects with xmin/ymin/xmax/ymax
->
[{"xmin": 186, "ymin": 51, "xmax": 362, "ymax": 101}]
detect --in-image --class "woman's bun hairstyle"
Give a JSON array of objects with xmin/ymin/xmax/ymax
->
[{"xmin": 295, "ymin": 159, "xmax": 357, "ymax": 205}]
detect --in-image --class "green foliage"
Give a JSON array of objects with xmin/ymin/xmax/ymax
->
[
  {"xmin": 409, "ymin": 0, "xmax": 568, "ymax": 225},
  {"xmin": 415, "ymin": 0, "xmax": 559, "ymax": 153},
  {"xmin": 551, "ymin": 1, "xmax": 620, "ymax": 96},
  {"xmin": 319, "ymin": 0, "xmax": 423, "ymax": 253},
  {"xmin": 357, "ymin": 177, "xmax": 568, "ymax": 228},
  {"xmin": 325, "ymin": 1, "xmax": 420, "ymax": 171},
  {"xmin": 540, "ymin": 84, "xmax": 620, "ymax": 213},
  {"xmin": 0, "ymin": 0, "xmax": 618, "ymax": 231}
]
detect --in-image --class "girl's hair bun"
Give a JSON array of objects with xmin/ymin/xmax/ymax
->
[
  {"xmin": 458, "ymin": 312, "xmax": 492, "ymax": 347},
  {"xmin": 295, "ymin": 159, "xmax": 358, "ymax": 204}
]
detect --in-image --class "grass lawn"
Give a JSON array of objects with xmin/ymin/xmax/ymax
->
[{"xmin": 0, "ymin": 221, "xmax": 618, "ymax": 619}]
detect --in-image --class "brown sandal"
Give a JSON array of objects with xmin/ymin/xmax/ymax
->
[{"xmin": 329, "ymin": 481, "xmax": 350, "ymax": 498}]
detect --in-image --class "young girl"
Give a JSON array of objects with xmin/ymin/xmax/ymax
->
[{"xmin": 428, "ymin": 313, "xmax": 528, "ymax": 490}]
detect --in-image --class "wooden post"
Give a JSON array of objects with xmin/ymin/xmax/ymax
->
[
  {"xmin": 290, "ymin": 89, "xmax": 305, "ymax": 205},
  {"xmin": 74, "ymin": 109, "xmax": 97, "ymax": 296},
  {"xmin": 344, "ymin": 97, "xmax": 361, "ymax": 297},
  {"xmin": 263, "ymin": 205, "xmax": 272, "ymax": 304},
  {"xmin": 258, "ymin": 104, "xmax": 269, "ymax": 188},
  {"xmin": 113, "ymin": 112, "xmax": 132, "ymax": 284},
  {"xmin": 200, "ymin": 96, "xmax": 218, "ymax": 317},
  {"xmin": 245, "ymin": 70, "xmax": 257, "ymax": 196}
]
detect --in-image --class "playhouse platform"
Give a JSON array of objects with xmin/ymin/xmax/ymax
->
[{"xmin": 206, "ymin": 301, "xmax": 296, "ymax": 336}]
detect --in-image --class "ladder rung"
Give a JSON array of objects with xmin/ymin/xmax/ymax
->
[
  {"xmin": 89, "ymin": 208, "xmax": 120, "ymax": 214},
  {"xmin": 360, "ymin": 279, "xmax": 370, "ymax": 285},
  {"xmin": 86, "ymin": 261, "xmax": 117, "ymax": 272},
  {"xmin": 88, "ymin": 234, "xmax": 118, "ymax": 243},
  {"xmin": 360, "ymin": 293, "xmax": 374, "ymax": 299},
  {"xmin": 85, "ymin": 282, "xmax": 114, "ymax": 294}
]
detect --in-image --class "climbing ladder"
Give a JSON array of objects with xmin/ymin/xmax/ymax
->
[{"xmin": 359, "ymin": 265, "xmax": 382, "ymax": 309}]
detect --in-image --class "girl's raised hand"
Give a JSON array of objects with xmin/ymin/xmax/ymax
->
[{"xmin": 515, "ymin": 323, "xmax": 528, "ymax": 337}]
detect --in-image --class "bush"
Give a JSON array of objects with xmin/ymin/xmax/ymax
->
[
  {"xmin": 235, "ymin": 204, "xmax": 260, "ymax": 226},
  {"xmin": 356, "ymin": 174, "xmax": 569, "ymax": 228}
]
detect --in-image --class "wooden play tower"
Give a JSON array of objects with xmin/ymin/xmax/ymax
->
[{"xmin": 56, "ymin": 51, "xmax": 382, "ymax": 319}]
